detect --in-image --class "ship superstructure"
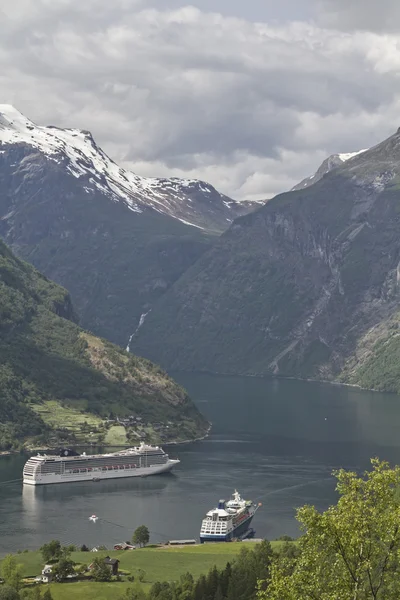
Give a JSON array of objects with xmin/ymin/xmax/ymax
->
[
  {"xmin": 200, "ymin": 490, "xmax": 260, "ymax": 542},
  {"xmin": 23, "ymin": 444, "xmax": 179, "ymax": 485}
]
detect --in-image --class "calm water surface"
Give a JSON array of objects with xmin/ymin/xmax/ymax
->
[{"xmin": 1, "ymin": 374, "xmax": 400, "ymax": 553}]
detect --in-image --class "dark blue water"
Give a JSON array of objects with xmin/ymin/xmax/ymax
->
[{"xmin": 1, "ymin": 374, "xmax": 400, "ymax": 554}]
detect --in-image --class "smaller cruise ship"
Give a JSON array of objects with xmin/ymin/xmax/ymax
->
[{"xmin": 200, "ymin": 490, "xmax": 260, "ymax": 543}]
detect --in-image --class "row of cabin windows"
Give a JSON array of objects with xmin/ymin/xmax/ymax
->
[{"xmin": 37, "ymin": 456, "xmax": 167, "ymax": 475}]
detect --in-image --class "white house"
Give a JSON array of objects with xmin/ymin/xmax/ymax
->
[{"xmin": 40, "ymin": 565, "xmax": 54, "ymax": 583}]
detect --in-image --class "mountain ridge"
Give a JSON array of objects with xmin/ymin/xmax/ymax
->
[
  {"xmin": 131, "ymin": 127, "xmax": 400, "ymax": 395},
  {"xmin": 291, "ymin": 148, "xmax": 369, "ymax": 191},
  {"xmin": 0, "ymin": 104, "xmax": 257, "ymax": 233},
  {"xmin": 0, "ymin": 106, "xmax": 256, "ymax": 347}
]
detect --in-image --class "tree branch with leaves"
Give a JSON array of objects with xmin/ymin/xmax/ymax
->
[{"xmin": 259, "ymin": 459, "xmax": 400, "ymax": 600}]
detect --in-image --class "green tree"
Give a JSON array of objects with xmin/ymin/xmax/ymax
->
[
  {"xmin": 214, "ymin": 586, "xmax": 224, "ymax": 600},
  {"xmin": 40, "ymin": 540, "xmax": 62, "ymax": 563},
  {"xmin": 42, "ymin": 590, "xmax": 53, "ymax": 600},
  {"xmin": 177, "ymin": 572, "xmax": 194, "ymax": 600},
  {"xmin": 91, "ymin": 557, "xmax": 112, "ymax": 582},
  {"xmin": 132, "ymin": 525, "xmax": 150, "ymax": 548},
  {"xmin": 20, "ymin": 587, "xmax": 41, "ymax": 600},
  {"xmin": 0, "ymin": 586, "xmax": 20, "ymax": 600},
  {"xmin": 53, "ymin": 556, "xmax": 75, "ymax": 581},
  {"xmin": 137, "ymin": 569, "xmax": 146, "ymax": 582},
  {"xmin": 118, "ymin": 585, "xmax": 147, "ymax": 600},
  {"xmin": 0, "ymin": 555, "xmax": 23, "ymax": 591},
  {"xmin": 219, "ymin": 562, "xmax": 232, "ymax": 597},
  {"xmin": 260, "ymin": 459, "xmax": 400, "ymax": 600}
]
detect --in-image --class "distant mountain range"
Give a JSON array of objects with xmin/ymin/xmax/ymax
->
[
  {"xmin": 0, "ymin": 105, "xmax": 258, "ymax": 346},
  {"xmin": 132, "ymin": 128, "xmax": 400, "ymax": 395},
  {"xmin": 3, "ymin": 105, "xmax": 400, "ymax": 396}
]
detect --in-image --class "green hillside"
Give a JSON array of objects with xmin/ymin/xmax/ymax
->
[{"xmin": 0, "ymin": 239, "xmax": 208, "ymax": 450}]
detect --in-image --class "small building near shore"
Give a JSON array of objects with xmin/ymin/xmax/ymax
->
[
  {"xmin": 41, "ymin": 565, "xmax": 54, "ymax": 583},
  {"xmin": 104, "ymin": 557, "xmax": 120, "ymax": 575},
  {"xmin": 89, "ymin": 556, "xmax": 120, "ymax": 575},
  {"xmin": 168, "ymin": 539, "xmax": 197, "ymax": 546},
  {"xmin": 113, "ymin": 542, "xmax": 135, "ymax": 550}
]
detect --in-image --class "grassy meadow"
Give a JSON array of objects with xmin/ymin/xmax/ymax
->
[{"xmin": 5, "ymin": 542, "xmax": 279, "ymax": 600}]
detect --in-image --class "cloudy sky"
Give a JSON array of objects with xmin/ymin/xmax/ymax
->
[{"xmin": 2, "ymin": 0, "xmax": 400, "ymax": 200}]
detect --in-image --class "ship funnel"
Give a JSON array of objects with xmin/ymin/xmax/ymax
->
[{"xmin": 218, "ymin": 500, "xmax": 226, "ymax": 509}]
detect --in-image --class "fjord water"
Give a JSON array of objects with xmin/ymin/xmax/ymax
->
[{"xmin": 1, "ymin": 374, "xmax": 400, "ymax": 553}]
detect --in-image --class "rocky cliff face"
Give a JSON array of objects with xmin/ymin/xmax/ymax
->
[
  {"xmin": 132, "ymin": 129, "xmax": 400, "ymax": 388},
  {"xmin": 0, "ymin": 106, "xmax": 256, "ymax": 347}
]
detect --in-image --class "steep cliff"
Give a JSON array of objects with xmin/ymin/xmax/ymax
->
[{"xmin": 132, "ymin": 128, "xmax": 400, "ymax": 389}]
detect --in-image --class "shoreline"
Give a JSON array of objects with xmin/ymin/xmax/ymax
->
[
  {"xmin": 173, "ymin": 368, "xmax": 393, "ymax": 396},
  {"xmin": 0, "ymin": 422, "xmax": 213, "ymax": 459},
  {"xmin": 165, "ymin": 422, "xmax": 212, "ymax": 447}
]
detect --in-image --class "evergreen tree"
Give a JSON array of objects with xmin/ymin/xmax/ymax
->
[
  {"xmin": 177, "ymin": 572, "xmax": 194, "ymax": 600},
  {"xmin": 193, "ymin": 574, "xmax": 207, "ymax": 600},
  {"xmin": 219, "ymin": 562, "xmax": 232, "ymax": 597},
  {"xmin": 206, "ymin": 565, "xmax": 219, "ymax": 600},
  {"xmin": 214, "ymin": 585, "xmax": 224, "ymax": 600}
]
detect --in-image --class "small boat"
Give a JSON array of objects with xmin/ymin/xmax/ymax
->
[{"xmin": 89, "ymin": 514, "xmax": 98, "ymax": 522}]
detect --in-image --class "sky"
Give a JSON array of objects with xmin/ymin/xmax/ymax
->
[{"xmin": 1, "ymin": 0, "xmax": 400, "ymax": 200}]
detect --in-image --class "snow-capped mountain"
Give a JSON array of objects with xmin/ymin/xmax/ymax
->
[
  {"xmin": 0, "ymin": 105, "xmax": 259, "ymax": 347},
  {"xmin": 0, "ymin": 105, "xmax": 255, "ymax": 232},
  {"xmin": 292, "ymin": 148, "xmax": 369, "ymax": 191}
]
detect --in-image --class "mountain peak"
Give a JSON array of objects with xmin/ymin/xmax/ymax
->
[
  {"xmin": 0, "ymin": 104, "xmax": 36, "ymax": 133},
  {"xmin": 0, "ymin": 106, "xmax": 255, "ymax": 232},
  {"xmin": 0, "ymin": 104, "xmax": 28, "ymax": 120},
  {"xmin": 292, "ymin": 147, "xmax": 369, "ymax": 191}
]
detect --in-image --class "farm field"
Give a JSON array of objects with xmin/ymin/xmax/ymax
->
[{"xmin": 5, "ymin": 542, "xmax": 279, "ymax": 600}]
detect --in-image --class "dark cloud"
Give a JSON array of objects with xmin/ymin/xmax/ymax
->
[{"xmin": 1, "ymin": 0, "xmax": 400, "ymax": 200}]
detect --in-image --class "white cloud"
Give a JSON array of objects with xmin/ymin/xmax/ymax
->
[
  {"xmin": 315, "ymin": 0, "xmax": 400, "ymax": 33},
  {"xmin": 1, "ymin": 1, "xmax": 400, "ymax": 200}
]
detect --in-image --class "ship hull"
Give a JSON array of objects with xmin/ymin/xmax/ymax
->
[
  {"xmin": 23, "ymin": 460, "xmax": 178, "ymax": 485},
  {"xmin": 200, "ymin": 514, "xmax": 255, "ymax": 543}
]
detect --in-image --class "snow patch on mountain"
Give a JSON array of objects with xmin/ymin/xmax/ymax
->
[
  {"xmin": 338, "ymin": 149, "xmax": 369, "ymax": 162},
  {"xmin": 0, "ymin": 105, "xmax": 254, "ymax": 231},
  {"xmin": 292, "ymin": 147, "xmax": 370, "ymax": 192}
]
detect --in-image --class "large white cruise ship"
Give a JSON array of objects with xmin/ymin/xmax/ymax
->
[
  {"xmin": 23, "ymin": 444, "xmax": 179, "ymax": 485},
  {"xmin": 200, "ymin": 490, "xmax": 261, "ymax": 542}
]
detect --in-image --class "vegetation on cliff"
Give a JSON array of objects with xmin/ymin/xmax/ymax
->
[{"xmin": 0, "ymin": 239, "xmax": 207, "ymax": 450}]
